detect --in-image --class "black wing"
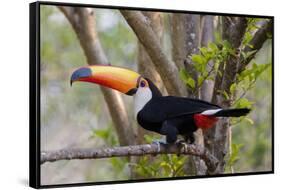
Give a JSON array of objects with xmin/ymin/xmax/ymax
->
[{"xmin": 139, "ymin": 96, "xmax": 220, "ymax": 123}]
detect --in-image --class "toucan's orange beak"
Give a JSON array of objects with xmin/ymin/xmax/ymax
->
[{"xmin": 70, "ymin": 65, "xmax": 141, "ymax": 95}]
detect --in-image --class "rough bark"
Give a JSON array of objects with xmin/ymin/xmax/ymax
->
[
  {"xmin": 58, "ymin": 7, "xmax": 135, "ymax": 146},
  {"xmin": 184, "ymin": 15, "xmax": 201, "ymax": 97},
  {"xmin": 41, "ymin": 144, "xmax": 218, "ymax": 173},
  {"xmin": 121, "ymin": 10, "xmax": 186, "ymax": 96},
  {"xmin": 171, "ymin": 14, "xmax": 201, "ymax": 97},
  {"xmin": 171, "ymin": 13, "xmax": 207, "ymax": 175},
  {"xmin": 205, "ymin": 17, "xmax": 248, "ymax": 173},
  {"xmin": 200, "ymin": 16, "xmax": 215, "ymax": 102},
  {"xmin": 220, "ymin": 17, "xmax": 248, "ymax": 96},
  {"xmin": 171, "ymin": 14, "xmax": 189, "ymax": 70}
]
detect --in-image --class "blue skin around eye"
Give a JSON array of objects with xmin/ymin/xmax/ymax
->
[{"xmin": 140, "ymin": 81, "xmax": 146, "ymax": 87}]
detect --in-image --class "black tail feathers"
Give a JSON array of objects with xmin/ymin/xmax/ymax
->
[{"xmin": 214, "ymin": 108, "xmax": 251, "ymax": 117}]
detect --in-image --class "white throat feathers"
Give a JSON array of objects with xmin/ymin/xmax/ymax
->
[{"xmin": 134, "ymin": 87, "xmax": 152, "ymax": 119}]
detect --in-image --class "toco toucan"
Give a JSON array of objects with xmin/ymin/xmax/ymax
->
[{"xmin": 70, "ymin": 65, "xmax": 250, "ymax": 144}]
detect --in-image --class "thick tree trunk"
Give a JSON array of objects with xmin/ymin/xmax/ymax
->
[
  {"xmin": 171, "ymin": 14, "xmax": 201, "ymax": 97},
  {"xmin": 205, "ymin": 17, "xmax": 247, "ymax": 173},
  {"xmin": 171, "ymin": 13, "xmax": 207, "ymax": 175},
  {"xmin": 200, "ymin": 16, "xmax": 215, "ymax": 102}
]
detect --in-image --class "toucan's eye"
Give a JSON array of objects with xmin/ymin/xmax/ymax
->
[{"xmin": 140, "ymin": 80, "xmax": 147, "ymax": 88}]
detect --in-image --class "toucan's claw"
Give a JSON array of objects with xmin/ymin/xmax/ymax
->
[
  {"xmin": 176, "ymin": 140, "xmax": 189, "ymax": 156},
  {"xmin": 152, "ymin": 139, "xmax": 167, "ymax": 153}
]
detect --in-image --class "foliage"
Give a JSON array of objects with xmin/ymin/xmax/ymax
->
[
  {"xmin": 132, "ymin": 154, "xmax": 187, "ymax": 178},
  {"xmin": 179, "ymin": 39, "xmax": 235, "ymax": 94},
  {"xmin": 91, "ymin": 125, "xmax": 118, "ymax": 146},
  {"xmin": 225, "ymin": 143, "xmax": 244, "ymax": 172},
  {"xmin": 128, "ymin": 135, "xmax": 187, "ymax": 178},
  {"xmin": 179, "ymin": 20, "xmax": 271, "ymax": 172}
]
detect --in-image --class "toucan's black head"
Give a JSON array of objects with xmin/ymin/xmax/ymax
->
[{"xmin": 144, "ymin": 78, "xmax": 162, "ymax": 98}]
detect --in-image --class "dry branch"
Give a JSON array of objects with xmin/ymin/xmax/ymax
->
[
  {"xmin": 58, "ymin": 6, "xmax": 136, "ymax": 146},
  {"xmin": 120, "ymin": 10, "xmax": 186, "ymax": 96},
  {"xmin": 41, "ymin": 143, "xmax": 219, "ymax": 174}
]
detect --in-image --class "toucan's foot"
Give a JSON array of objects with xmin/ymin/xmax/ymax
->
[
  {"xmin": 175, "ymin": 140, "xmax": 189, "ymax": 155},
  {"xmin": 184, "ymin": 133, "xmax": 195, "ymax": 144},
  {"xmin": 152, "ymin": 139, "xmax": 167, "ymax": 152}
]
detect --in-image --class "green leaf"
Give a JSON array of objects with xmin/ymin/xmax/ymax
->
[
  {"xmin": 191, "ymin": 54, "xmax": 206, "ymax": 65},
  {"xmin": 179, "ymin": 69, "xmax": 196, "ymax": 89},
  {"xmin": 179, "ymin": 68, "xmax": 189, "ymax": 82},
  {"xmin": 214, "ymin": 31, "xmax": 223, "ymax": 44},
  {"xmin": 194, "ymin": 62, "xmax": 204, "ymax": 73},
  {"xmin": 209, "ymin": 42, "xmax": 218, "ymax": 52},
  {"xmin": 254, "ymin": 63, "xmax": 270, "ymax": 79},
  {"xmin": 243, "ymin": 31, "xmax": 253, "ymax": 45},
  {"xmin": 222, "ymin": 40, "xmax": 232, "ymax": 50},
  {"xmin": 234, "ymin": 97, "xmax": 253, "ymax": 108},
  {"xmin": 228, "ymin": 143, "xmax": 244, "ymax": 166},
  {"xmin": 143, "ymin": 134, "xmax": 154, "ymax": 143},
  {"xmin": 92, "ymin": 126, "xmax": 118, "ymax": 146},
  {"xmin": 186, "ymin": 77, "xmax": 195, "ymax": 89},
  {"xmin": 160, "ymin": 162, "xmax": 172, "ymax": 174},
  {"xmin": 221, "ymin": 90, "xmax": 230, "ymax": 100},
  {"xmin": 230, "ymin": 83, "xmax": 237, "ymax": 95},
  {"xmin": 200, "ymin": 47, "xmax": 208, "ymax": 56},
  {"xmin": 93, "ymin": 129, "xmax": 109, "ymax": 139},
  {"xmin": 244, "ymin": 117, "xmax": 254, "ymax": 125},
  {"xmin": 198, "ymin": 75, "xmax": 205, "ymax": 86},
  {"xmin": 244, "ymin": 50, "xmax": 257, "ymax": 60}
]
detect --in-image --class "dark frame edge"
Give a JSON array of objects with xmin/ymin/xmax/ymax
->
[
  {"xmin": 37, "ymin": 0, "xmax": 274, "ymax": 18},
  {"xmin": 29, "ymin": 1, "xmax": 41, "ymax": 189},
  {"xmin": 40, "ymin": 171, "xmax": 274, "ymax": 189},
  {"xmin": 30, "ymin": 1, "xmax": 274, "ymax": 189},
  {"xmin": 271, "ymin": 17, "xmax": 275, "ymax": 174}
]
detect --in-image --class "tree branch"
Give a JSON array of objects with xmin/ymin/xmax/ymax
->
[
  {"xmin": 238, "ymin": 19, "xmax": 273, "ymax": 73},
  {"xmin": 58, "ymin": 6, "xmax": 136, "ymax": 146},
  {"xmin": 41, "ymin": 144, "xmax": 219, "ymax": 174},
  {"xmin": 120, "ymin": 10, "xmax": 186, "ymax": 96}
]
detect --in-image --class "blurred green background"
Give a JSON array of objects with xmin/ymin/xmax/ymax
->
[{"xmin": 40, "ymin": 5, "xmax": 272, "ymax": 185}]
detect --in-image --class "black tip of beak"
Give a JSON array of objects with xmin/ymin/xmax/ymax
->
[
  {"xmin": 126, "ymin": 88, "xmax": 137, "ymax": 96},
  {"xmin": 70, "ymin": 67, "xmax": 92, "ymax": 86}
]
